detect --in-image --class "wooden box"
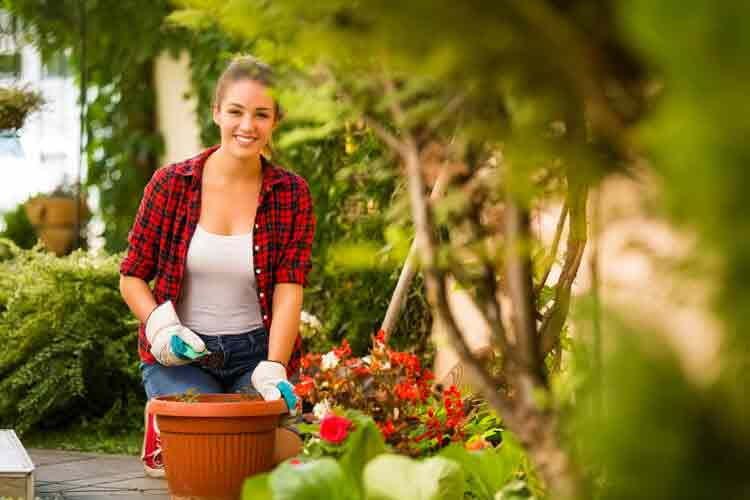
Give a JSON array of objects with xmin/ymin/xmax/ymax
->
[{"xmin": 0, "ymin": 430, "xmax": 34, "ymax": 499}]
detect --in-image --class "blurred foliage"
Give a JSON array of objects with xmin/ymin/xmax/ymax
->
[
  {"xmin": 618, "ymin": 1, "xmax": 750, "ymax": 386},
  {"xmin": 3, "ymin": 0, "xmax": 189, "ymax": 251},
  {"xmin": 0, "ymin": 202, "xmax": 36, "ymax": 250},
  {"xmin": 277, "ymin": 135, "xmax": 432, "ymax": 356},
  {"xmin": 0, "ymin": 241, "xmax": 143, "ymax": 435},
  {"xmin": 566, "ymin": 315, "xmax": 750, "ymax": 500}
]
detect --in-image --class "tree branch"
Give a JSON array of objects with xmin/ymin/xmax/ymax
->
[
  {"xmin": 504, "ymin": 195, "xmax": 547, "ymax": 386},
  {"xmin": 381, "ymin": 75, "xmax": 515, "ymax": 418},
  {"xmin": 535, "ymin": 202, "xmax": 568, "ymax": 296},
  {"xmin": 540, "ymin": 178, "xmax": 588, "ymax": 356}
]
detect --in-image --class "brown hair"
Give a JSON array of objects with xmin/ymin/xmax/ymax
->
[{"xmin": 214, "ymin": 56, "xmax": 284, "ymax": 158}]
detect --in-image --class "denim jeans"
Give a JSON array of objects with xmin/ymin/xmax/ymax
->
[{"xmin": 141, "ymin": 326, "xmax": 269, "ymax": 399}]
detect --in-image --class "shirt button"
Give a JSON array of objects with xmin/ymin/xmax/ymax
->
[
  {"xmin": 255, "ymin": 268, "xmax": 261, "ymax": 274},
  {"xmin": 263, "ymin": 314, "xmax": 268, "ymax": 320},
  {"xmin": 254, "ymin": 245, "xmax": 259, "ymax": 251},
  {"xmin": 255, "ymin": 224, "xmax": 259, "ymax": 229},
  {"xmin": 259, "ymin": 292, "xmax": 265, "ymax": 298}
]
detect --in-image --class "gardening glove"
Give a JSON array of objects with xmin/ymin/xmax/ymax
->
[
  {"xmin": 145, "ymin": 300, "xmax": 207, "ymax": 366},
  {"xmin": 251, "ymin": 360, "xmax": 298, "ymax": 415}
]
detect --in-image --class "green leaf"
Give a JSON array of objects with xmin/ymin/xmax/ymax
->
[
  {"xmin": 268, "ymin": 458, "xmax": 358, "ymax": 500},
  {"xmin": 439, "ymin": 443, "xmax": 524, "ymax": 499},
  {"xmin": 338, "ymin": 413, "xmax": 388, "ymax": 498},
  {"xmin": 242, "ymin": 472, "xmax": 273, "ymax": 500},
  {"xmin": 494, "ymin": 480, "xmax": 536, "ymax": 500},
  {"xmin": 363, "ymin": 454, "xmax": 465, "ymax": 500}
]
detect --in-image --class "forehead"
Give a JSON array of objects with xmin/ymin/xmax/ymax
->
[{"xmin": 220, "ymin": 79, "xmax": 274, "ymax": 109}]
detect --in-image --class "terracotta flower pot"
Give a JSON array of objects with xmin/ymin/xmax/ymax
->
[
  {"xmin": 149, "ymin": 394, "xmax": 288, "ymax": 500},
  {"xmin": 24, "ymin": 196, "xmax": 90, "ymax": 256}
]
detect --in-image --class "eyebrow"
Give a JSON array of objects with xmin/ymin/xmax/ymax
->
[{"xmin": 226, "ymin": 102, "xmax": 273, "ymax": 111}]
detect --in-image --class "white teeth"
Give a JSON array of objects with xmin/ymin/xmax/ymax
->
[{"xmin": 235, "ymin": 136, "xmax": 257, "ymax": 146}]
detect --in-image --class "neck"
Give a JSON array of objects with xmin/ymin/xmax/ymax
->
[{"xmin": 207, "ymin": 146, "xmax": 264, "ymax": 184}]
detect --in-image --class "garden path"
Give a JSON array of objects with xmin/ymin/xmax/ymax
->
[{"xmin": 28, "ymin": 449, "xmax": 168, "ymax": 499}]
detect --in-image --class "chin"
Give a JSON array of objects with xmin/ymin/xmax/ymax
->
[{"xmin": 226, "ymin": 143, "xmax": 261, "ymax": 160}]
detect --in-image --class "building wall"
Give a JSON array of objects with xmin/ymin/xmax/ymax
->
[{"xmin": 153, "ymin": 50, "xmax": 203, "ymax": 165}]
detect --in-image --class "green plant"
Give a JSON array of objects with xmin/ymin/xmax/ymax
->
[
  {"xmin": 175, "ymin": 388, "xmax": 200, "ymax": 403},
  {"xmin": 0, "ymin": 84, "xmax": 44, "ymax": 130},
  {"xmin": 0, "ymin": 247, "xmax": 143, "ymax": 435},
  {"xmin": 0, "ymin": 203, "xmax": 36, "ymax": 249},
  {"xmin": 243, "ymin": 410, "xmax": 530, "ymax": 500}
]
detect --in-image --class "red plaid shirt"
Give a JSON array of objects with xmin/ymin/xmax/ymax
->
[{"xmin": 120, "ymin": 145, "xmax": 315, "ymax": 376}]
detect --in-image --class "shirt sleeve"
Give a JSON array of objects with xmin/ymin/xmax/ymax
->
[
  {"xmin": 119, "ymin": 168, "xmax": 169, "ymax": 282},
  {"xmin": 273, "ymin": 177, "xmax": 316, "ymax": 287}
]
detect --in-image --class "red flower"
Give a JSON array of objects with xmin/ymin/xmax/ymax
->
[
  {"xmin": 300, "ymin": 353, "xmax": 321, "ymax": 369},
  {"xmin": 394, "ymin": 381, "xmax": 421, "ymax": 401},
  {"xmin": 333, "ymin": 339, "xmax": 352, "ymax": 359},
  {"xmin": 319, "ymin": 414, "xmax": 353, "ymax": 444},
  {"xmin": 377, "ymin": 419, "xmax": 396, "ymax": 439},
  {"xmin": 389, "ymin": 352, "xmax": 421, "ymax": 375},
  {"xmin": 294, "ymin": 375, "xmax": 315, "ymax": 398},
  {"xmin": 374, "ymin": 329, "xmax": 387, "ymax": 345},
  {"xmin": 352, "ymin": 365, "xmax": 371, "ymax": 376}
]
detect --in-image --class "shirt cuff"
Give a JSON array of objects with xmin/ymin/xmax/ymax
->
[
  {"xmin": 119, "ymin": 255, "xmax": 155, "ymax": 281},
  {"xmin": 273, "ymin": 267, "xmax": 308, "ymax": 287}
]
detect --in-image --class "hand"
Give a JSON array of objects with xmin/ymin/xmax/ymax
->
[
  {"xmin": 145, "ymin": 301, "xmax": 206, "ymax": 366},
  {"xmin": 251, "ymin": 360, "xmax": 298, "ymax": 414}
]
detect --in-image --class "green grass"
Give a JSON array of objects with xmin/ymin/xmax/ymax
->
[{"xmin": 21, "ymin": 425, "xmax": 142, "ymax": 456}]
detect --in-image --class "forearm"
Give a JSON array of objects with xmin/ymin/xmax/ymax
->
[
  {"xmin": 119, "ymin": 275, "xmax": 158, "ymax": 323},
  {"xmin": 267, "ymin": 283, "xmax": 303, "ymax": 365}
]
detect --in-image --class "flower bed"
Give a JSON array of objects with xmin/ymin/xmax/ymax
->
[{"xmin": 295, "ymin": 331, "xmax": 499, "ymax": 456}]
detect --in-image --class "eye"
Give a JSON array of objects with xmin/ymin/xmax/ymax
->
[{"xmin": 229, "ymin": 109, "xmax": 241, "ymax": 115}]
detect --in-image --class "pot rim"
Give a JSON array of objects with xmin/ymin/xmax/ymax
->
[{"xmin": 150, "ymin": 393, "xmax": 288, "ymax": 418}]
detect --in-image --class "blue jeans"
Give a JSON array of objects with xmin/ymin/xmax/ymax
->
[{"xmin": 141, "ymin": 327, "xmax": 269, "ymax": 399}]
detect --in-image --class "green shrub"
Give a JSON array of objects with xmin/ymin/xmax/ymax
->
[
  {"xmin": 0, "ymin": 244, "xmax": 143, "ymax": 435},
  {"xmin": 0, "ymin": 203, "xmax": 37, "ymax": 250}
]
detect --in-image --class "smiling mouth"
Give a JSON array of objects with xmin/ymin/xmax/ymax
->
[{"xmin": 234, "ymin": 135, "xmax": 258, "ymax": 146}]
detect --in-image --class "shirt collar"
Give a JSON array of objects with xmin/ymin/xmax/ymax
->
[{"xmin": 175, "ymin": 145, "xmax": 286, "ymax": 190}]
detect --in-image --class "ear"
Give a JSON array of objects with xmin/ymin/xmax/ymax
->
[{"xmin": 212, "ymin": 104, "xmax": 220, "ymax": 126}]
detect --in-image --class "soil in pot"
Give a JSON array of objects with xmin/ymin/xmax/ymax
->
[{"xmin": 149, "ymin": 393, "xmax": 288, "ymax": 500}]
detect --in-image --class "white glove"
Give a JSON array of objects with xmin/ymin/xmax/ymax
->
[
  {"xmin": 145, "ymin": 301, "xmax": 206, "ymax": 366},
  {"xmin": 251, "ymin": 360, "xmax": 288, "ymax": 401}
]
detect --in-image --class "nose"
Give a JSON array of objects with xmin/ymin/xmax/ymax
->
[{"xmin": 239, "ymin": 113, "xmax": 255, "ymax": 131}]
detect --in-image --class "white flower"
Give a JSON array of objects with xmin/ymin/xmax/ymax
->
[
  {"xmin": 300, "ymin": 310, "xmax": 323, "ymax": 330},
  {"xmin": 362, "ymin": 355, "xmax": 372, "ymax": 365},
  {"xmin": 313, "ymin": 400, "xmax": 332, "ymax": 420},
  {"xmin": 321, "ymin": 351, "xmax": 340, "ymax": 371}
]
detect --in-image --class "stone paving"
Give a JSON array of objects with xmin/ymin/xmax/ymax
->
[{"xmin": 28, "ymin": 449, "xmax": 169, "ymax": 499}]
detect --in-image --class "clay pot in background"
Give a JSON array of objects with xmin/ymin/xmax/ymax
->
[{"xmin": 24, "ymin": 196, "xmax": 89, "ymax": 256}]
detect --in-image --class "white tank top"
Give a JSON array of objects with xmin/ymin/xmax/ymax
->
[{"xmin": 176, "ymin": 225, "xmax": 264, "ymax": 335}]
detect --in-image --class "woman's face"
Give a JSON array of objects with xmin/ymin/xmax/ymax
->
[{"xmin": 213, "ymin": 79, "xmax": 277, "ymax": 162}]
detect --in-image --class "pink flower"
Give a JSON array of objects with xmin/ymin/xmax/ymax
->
[{"xmin": 319, "ymin": 414, "xmax": 353, "ymax": 444}]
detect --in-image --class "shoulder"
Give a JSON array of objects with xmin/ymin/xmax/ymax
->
[
  {"xmin": 266, "ymin": 161, "xmax": 312, "ymax": 198},
  {"xmin": 146, "ymin": 147, "xmax": 213, "ymax": 190}
]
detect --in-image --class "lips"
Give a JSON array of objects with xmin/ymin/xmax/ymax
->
[{"xmin": 234, "ymin": 135, "xmax": 258, "ymax": 147}]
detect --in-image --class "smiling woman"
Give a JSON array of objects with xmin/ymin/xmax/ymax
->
[{"xmin": 118, "ymin": 55, "xmax": 315, "ymax": 478}]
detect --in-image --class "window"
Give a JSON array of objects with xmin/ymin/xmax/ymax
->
[
  {"xmin": 0, "ymin": 51, "xmax": 20, "ymax": 78},
  {"xmin": 0, "ymin": 10, "xmax": 20, "ymax": 79}
]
